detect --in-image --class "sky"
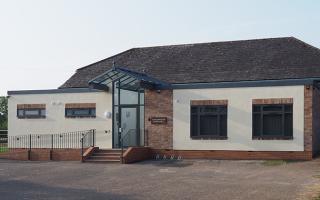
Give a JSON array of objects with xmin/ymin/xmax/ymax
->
[{"xmin": 0, "ymin": 0, "xmax": 320, "ymax": 96}]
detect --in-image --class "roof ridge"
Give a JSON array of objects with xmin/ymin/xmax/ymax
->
[{"xmin": 133, "ymin": 36, "xmax": 294, "ymax": 49}]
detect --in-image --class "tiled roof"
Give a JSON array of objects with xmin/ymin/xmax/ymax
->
[{"xmin": 60, "ymin": 37, "xmax": 320, "ymax": 88}]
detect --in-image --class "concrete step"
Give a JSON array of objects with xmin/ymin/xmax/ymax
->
[
  {"xmin": 85, "ymin": 159, "xmax": 120, "ymax": 163},
  {"xmin": 96, "ymin": 149, "xmax": 123, "ymax": 153},
  {"xmin": 90, "ymin": 155, "xmax": 121, "ymax": 160},
  {"xmin": 83, "ymin": 148, "xmax": 124, "ymax": 163},
  {"xmin": 93, "ymin": 152, "xmax": 121, "ymax": 156}
]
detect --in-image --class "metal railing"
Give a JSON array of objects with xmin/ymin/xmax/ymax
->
[
  {"xmin": 0, "ymin": 129, "xmax": 96, "ymax": 161},
  {"xmin": 120, "ymin": 129, "xmax": 139, "ymax": 163},
  {"xmin": 81, "ymin": 129, "xmax": 96, "ymax": 161}
]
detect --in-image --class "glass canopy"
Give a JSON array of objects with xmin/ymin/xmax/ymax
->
[{"xmin": 88, "ymin": 66, "xmax": 171, "ymax": 91}]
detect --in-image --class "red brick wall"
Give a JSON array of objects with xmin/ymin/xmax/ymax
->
[
  {"xmin": 65, "ymin": 103, "xmax": 96, "ymax": 108},
  {"xmin": 122, "ymin": 147, "xmax": 152, "ymax": 164},
  {"xmin": 51, "ymin": 149, "xmax": 82, "ymax": 161},
  {"xmin": 0, "ymin": 149, "xmax": 29, "ymax": 160},
  {"xmin": 191, "ymin": 99, "xmax": 228, "ymax": 105},
  {"xmin": 145, "ymin": 89, "xmax": 173, "ymax": 149},
  {"xmin": 0, "ymin": 149, "xmax": 82, "ymax": 161},
  {"xmin": 304, "ymin": 85, "xmax": 313, "ymax": 155},
  {"xmin": 17, "ymin": 104, "xmax": 46, "ymax": 109},
  {"xmin": 151, "ymin": 149, "xmax": 312, "ymax": 160},
  {"xmin": 30, "ymin": 149, "xmax": 51, "ymax": 161},
  {"xmin": 252, "ymin": 98, "xmax": 293, "ymax": 104}
]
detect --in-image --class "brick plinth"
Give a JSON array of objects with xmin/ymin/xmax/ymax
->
[
  {"xmin": 122, "ymin": 147, "xmax": 152, "ymax": 164},
  {"xmin": 151, "ymin": 149, "xmax": 312, "ymax": 161},
  {"xmin": 0, "ymin": 149, "xmax": 82, "ymax": 161}
]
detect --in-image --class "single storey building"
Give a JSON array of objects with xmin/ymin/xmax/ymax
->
[{"xmin": 7, "ymin": 37, "xmax": 320, "ymax": 160}]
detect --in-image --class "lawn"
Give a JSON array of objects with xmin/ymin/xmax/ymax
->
[{"xmin": 0, "ymin": 146, "xmax": 8, "ymax": 153}]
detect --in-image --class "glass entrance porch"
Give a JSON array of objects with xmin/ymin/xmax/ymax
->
[
  {"xmin": 88, "ymin": 66, "xmax": 170, "ymax": 149},
  {"xmin": 112, "ymin": 84, "xmax": 144, "ymax": 148}
]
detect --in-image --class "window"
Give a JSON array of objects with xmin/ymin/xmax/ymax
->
[
  {"xmin": 65, "ymin": 108, "xmax": 96, "ymax": 118},
  {"xmin": 17, "ymin": 108, "xmax": 46, "ymax": 119},
  {"xmin": 65, "ymin": 103, "xmax": 96, "ymax": 118},
  {"xmin": 190, "ymin": 105, "xmax": 227, "ymax": 139},
  {"xmin": 252, "ymin": 104, "xmax": 293, "ymax": 140}
]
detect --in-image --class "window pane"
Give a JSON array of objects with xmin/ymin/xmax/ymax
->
[
  {"xmin": 253, "ymin": 105, "xmax": 261, "ymax": 112},
  {"xmin": 113, "ymin": 84, "xmax": 118, "ymax": 106},
  {"xmin": 90, "ymin": 108, "xmax": 96, "ymax": 116},
  {"xmin": 191, "ymin": 115, "xmax": 198, "ymax": 136},
  {"xmin": 191, "ymin": 107, "xmax": 197, "ymax": 114},
  {"xmin": 219, "ymin": 106, "xmax": 227, "ymax": 114},
  {"xmin": 263, "ymin": 114, "xmax": 282, "ymax": 136},
  {"xmin": 263, "ymin": 105, "xmax": 283, "ymax": 112},
  {"xmin": 285, "ymin": 105, "xmax": 293, "ymax": 112},
  {"xmin": 201, "ymin": 107, "xmax": 218, "ymax": 113},
  {"xmin": 120, "ymin": 89, "xmax": 138, "ymax": 104},
  {"xmin": 25, "ymin": 109, "xmax": 40, "ymax": 116},
  {"xmin": 139, "ymin": 91, "xmax": 144, "ymax": 104},
  {"xmin": 66, "ymin": 109, "xmax": 73, "ymax": 116},
  {"xmin": 220, "ymin": 115, "xmax": 227, "ymax": 136},
  {"xmin": 17, "ymin": 109, "xmax": 24, "ymax": 117},
  {"xmin": 74, "ymin": 109, "xmax": 90, "ymax": 115},
  {"xmin": 284, "ymin": 113, "xmax": 293, "ymax": 136},
  {"xmin": 200, "ymin": 115, "xmax": 218, "ymax": 135},
  {"xmin": 40, "ymin": 109, "xmax": 46, "ymax": 117},
  {"xmin": 253, "ymin": 114, "xmax": 261, "ymax": 137}
]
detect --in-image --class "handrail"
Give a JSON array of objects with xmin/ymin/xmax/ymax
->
[
  {"xmin": 120, "ymin": 129, "xmax": 136, "ymax": 163},
  {"xmin": 80, "ymin": 129, "xmax": 96, "ymax": 162}
]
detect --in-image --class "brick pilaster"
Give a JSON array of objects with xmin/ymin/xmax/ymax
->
[
  {"xmin": 144, "ymin": 89, "xmax": 173, "ymax": 149},
  {"xmin": 304, "ymin": 85, "xmax": 313, "ymax": 155}
]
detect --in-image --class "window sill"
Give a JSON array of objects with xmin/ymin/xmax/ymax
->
[
  {"xmin": 252, "ymin": 136, "xmax": 293, "ymax": 140},
  {"xmin": 65, "ymin": 116, "xmax": 96, "ymax": 118},
  {"xmin": 17, "ymin": 116, "xmax": 46, "ymax": 119},
  {"xmin": 191, "ymin": 136, "xmax": 228, "ymax": 140}
]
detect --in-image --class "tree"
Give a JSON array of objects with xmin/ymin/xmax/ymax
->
[{"xmin": 0, "ymin": 96, "xmax": 8, "ymax": 130}]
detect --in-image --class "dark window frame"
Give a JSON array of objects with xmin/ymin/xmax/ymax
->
[
  {"xmin": 252, "ymin": 104, "xmax": 293, "ymax": 140},
  {"xmin": 65, "ymin": 107, "xmax": 96, "ymax": 118},
  {"xmin": 17, "ymin": 108, "xmax": 46, "ymax": 119},
  {"xmin": 190, "ymin": 105, "xmax": 228, "ymax": 140}
]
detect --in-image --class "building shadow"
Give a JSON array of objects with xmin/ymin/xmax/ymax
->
[{"xmin": 0, "ymin": 179, "xmax": 136, "ymax": 200}]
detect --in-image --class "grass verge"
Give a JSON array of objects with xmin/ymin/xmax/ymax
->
[
  {"xmin": 0, "ymin": 146, "xmax": 8, "ymax": 153},
  {"xmin": 313, "ymin": 195, "xmax": 320, "ymax": 200}
]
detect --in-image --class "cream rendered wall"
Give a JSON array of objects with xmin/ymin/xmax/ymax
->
[
  {"xmin": 173, "ymin": 86, "xmax": 305, "ymax": 151},
  {"xmin": 8, "ymin": 91, "xmax": 112, "ymax": 148}
]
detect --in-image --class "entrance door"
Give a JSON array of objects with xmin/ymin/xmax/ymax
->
[{"xmin": 119, "ymin": 106, "xmax": 140, "ymax": 147}]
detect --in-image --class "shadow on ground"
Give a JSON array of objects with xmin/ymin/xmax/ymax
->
[
  {"xmin": 143, "ymin": 160, "xmax": 194, "ymax": 168},
  {"xmin": 0, "ymin": 179, "xmax": 135, "ymax": 200}
]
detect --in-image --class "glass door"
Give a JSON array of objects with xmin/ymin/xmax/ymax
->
[{"xmin": 119, "ymin": 106, "xmax": 139, "ymax": 147}]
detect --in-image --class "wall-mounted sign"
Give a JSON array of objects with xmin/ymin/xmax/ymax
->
[{"xmin": 150, "ymin": 117, "xmax": 167, "ymax": 125}]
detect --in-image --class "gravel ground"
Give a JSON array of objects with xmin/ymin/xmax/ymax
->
[{"xmin": 1, "ymin": 158, "xmax": 320, "ymax": 200}]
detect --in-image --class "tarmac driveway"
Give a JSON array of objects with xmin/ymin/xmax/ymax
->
[{"xmin": 1, "ymin": 159, "xmax": 320, "ymax": 200}]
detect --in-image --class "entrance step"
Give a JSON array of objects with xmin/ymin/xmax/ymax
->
[
  {"xmin": 84, "ymin": 149, "xmax": 124, "ymax": 163},
  {"xmin": 85, "ymin": 159, "xmax": 120, "ymax": 163}
]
